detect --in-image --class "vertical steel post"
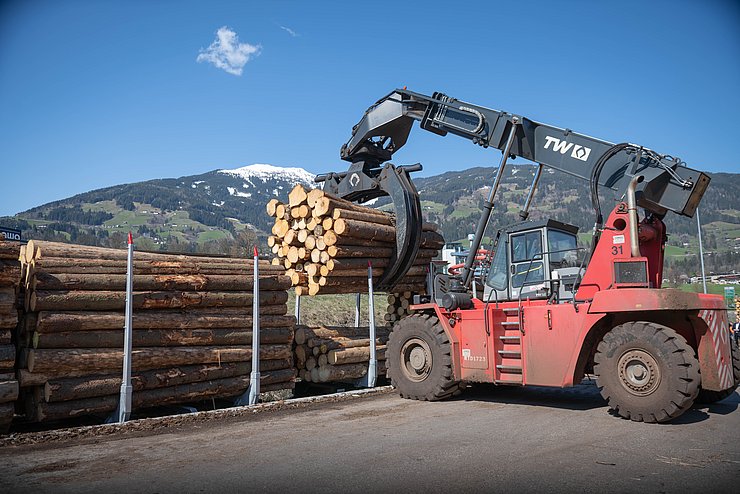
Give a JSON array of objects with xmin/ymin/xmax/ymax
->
[
  {"xmin": 367, "ymin": 261, "xmax": 377, "ymax": 387},
  {"xmin": 355, "ymin": 293, "xmax": 361, "ymax": 327},
  {"xmin": 118, "ymin": 232, "xmax": 134, "ymax": 423},
  {"xmin": 697, "ymin": 208, "xmax": 707, "ymax": 294},
  {"xmin": 247, "ymin": 246, "xmax": 261, "ymax": 404},
  {"xmin": 294, "ymin": 293, "xmax": 301, "ymax": 325}
]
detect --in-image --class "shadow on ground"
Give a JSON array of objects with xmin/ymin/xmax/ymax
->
[
  {"xmin": 459, "ymin": 380, "xmax": 605, "ymax": 411},
  {"xmin": 456, "ymin": 381, "xmax": 740, "ymax": 424}
]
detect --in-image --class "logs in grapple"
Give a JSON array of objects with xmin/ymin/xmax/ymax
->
[
  {"xmin": 293, "ymin": 325, "xmax": 389, "ymax": 383},
  {"xmin": 0, "ymin": 241, "xmax": 21, "ymax": 431},
  {"xmin": 266, "ymin": 185, "xmax": 444, "ymax": 296},
  {"xmin": 16, "ymin": 241, "xmax": 296, "ymax": 423}
]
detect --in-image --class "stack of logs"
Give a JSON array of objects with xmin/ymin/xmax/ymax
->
[
  {"xmin": 16, "ymin": 240, "xmax": 296, "ymax": 423},
  {"xmin": 293, "ymin": 325, "xmax": 389, "ymax": 383},
  {"xmin": 384, "ymin": 292, "xmax": 415, "ymax": 323},
  {"xmin": 0, "ymin": 241, "xmax": 21, "ymax": 431},
  {"xmin": 266, "ymin": 185, "xmax": 444, "ymax": 296}
]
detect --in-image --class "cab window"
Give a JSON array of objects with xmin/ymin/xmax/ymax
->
[{"xmin": 511, "ymin": 231, "xmax": 542, "ymax": 263}]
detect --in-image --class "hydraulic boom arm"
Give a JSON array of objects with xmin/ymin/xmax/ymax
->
[{"xmin": 318, "ymin": 88, "xmax": 710, "ymax": 289}]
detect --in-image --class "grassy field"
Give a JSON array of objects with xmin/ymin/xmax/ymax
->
[
  {"xmin": 287, "ymin": 291, "xmax": 392, "ymax": 328},
  {"xmin": 676, "ymin": 282, "xmax": 739, "ymax": 297}
]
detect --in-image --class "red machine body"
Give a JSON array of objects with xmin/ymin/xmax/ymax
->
[{"xmin": 413, "ymin": 204, "xmax": 733, "ymax": 393}]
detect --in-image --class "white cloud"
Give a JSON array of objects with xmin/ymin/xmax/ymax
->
[
  {"xmin": 197, "ymin": 26, "xmax": 261, "ymax": 76},
  {"xmin": 280, "ymin": 25, "xmax": 299, "ymax": 37}
]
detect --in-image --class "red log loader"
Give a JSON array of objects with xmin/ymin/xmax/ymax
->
[{"xmin": 316, "ymin": 89, "xmax": 738, "ymax": 423}]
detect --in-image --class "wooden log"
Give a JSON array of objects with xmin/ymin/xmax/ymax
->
[
  {"xmin": 0, "ymin": 380, "xmax": 19, "ymax": 402},
  {"xmin": 0, "ymin": 345, "xmax": 14, "ymax": 371},
  {"xmin": 272, "ymin": 219, "xmax": 291, "ymax": 237},
  {"xmin": 328, "ymin": 346, "xmax": 387, "ymax": 365},
  {"xmin": 0, "ymin": 264, "xmax": 21, "ymax": 285},
  {"xmin": 299, "ymin": 325, "xmax": 389, "ymax": 339},
  {"xmin": 333, "ymin": 218, "xmax": 396, "ymax": 243},
  {"xmin": 32, "ymin": 273, "xmax": 292, "ymax": 292},
  {"xmin": 27, "ymin": 345, "xmax": 293, "ymax": 373},
  {"xmin": 29, "ymin": 258, "xmax": 285, "ymax": 276},
  {"xmin": 419, "ymin": 231, "xmax": 445, "ymax": 250},
  {"xmin": 326, "ymin": 245, "xmax": 395, "ymax": 258},
  {"xmin": 309, "ymin": 337, "xmax": 387, "ymax": 353},
  {"xmin": 332, "ymin": 208, "xmax": 394, "ymax": 225},
  {"xmin": 23, "ymin": 360, "xmax": 291, "ymax": 388},
  {"xmin": 35, "ymin": 370, "xmax": 295, "ymax": 422},
  {"xmin": 42, "ymin": 361, "xmax": 293, "ymax": 403},
  {"xmin": 30, "ymin": 290, "xmax": 289, "ymax": 312},
  {"xmin": 324, "ymin": 268, "xmax": 384, "ymax": 278},
  {"xmin": 0, "ymin": 313, "xmax": 18, "ymax": 329},
  {"xmin": 317, "ymin": 362, "xmax": 387, "ymax": 382},
  {"xmin": 26, "ymin": 240, "xmax": 275, "ymax": 264},
  {"xmin": 312, "ymin": 194, "xmax": 388, "ymax": 218},
  {"xmin": 35, "ymin": 310, "xmax": 293, "ymax": 333},
  {"xmin": 288, "ymin": 184, "xmax": 308, "ymax": 207},
  {"xmin": 266, "ymin": 199, "xmax": 280, "ymax": 217},
  {"xmin": 294, "ymin": 344, "xmax": 311, "ymax": 364},
  {"xmin": 0, "ymin": 329, "xmax": 11, "ymax": 345},
  {"xmin": 32, "ymin": 327, "xmax": 295, "ymax": 349},
  {"xmin": 306, "ymin": 188, "xmax": 325, "ymax": 209},
  {"xmin": 0, "ymin": 241, "xmax": 20, "ymax": 260},
  {"xmin": 326, "ymin": 258, "xmax": 390, "ymax": 271},
  {"xmin": 260, "ymin": 380, "xmax": 295, "ymax": 393}
]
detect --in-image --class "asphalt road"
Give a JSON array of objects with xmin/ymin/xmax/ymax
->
[{"xmin": 2, "ymin": 383, "xmax": 739, "ymax": 493}]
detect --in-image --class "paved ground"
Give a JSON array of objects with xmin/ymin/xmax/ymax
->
[{"xmin": 2, "ymin": 383, "xmax": 739, "ymax": 493}]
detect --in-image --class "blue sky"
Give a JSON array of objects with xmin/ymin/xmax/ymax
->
[{"xmin": 1, "ymin": 0, "xmax": 738, "ymax": 216}]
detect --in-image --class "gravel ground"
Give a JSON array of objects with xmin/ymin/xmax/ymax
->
[{"xmin": 1, "ymin": 383, "xmax": 739, "ymax": 493}]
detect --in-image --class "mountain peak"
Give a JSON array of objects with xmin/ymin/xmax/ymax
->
[{"xmin": 217, "ymin": 164, "xmax": 315, "ymax": 186}]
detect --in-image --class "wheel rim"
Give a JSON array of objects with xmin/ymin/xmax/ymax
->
[
  {"xmin": 618, "ymin": 349, "xmax": 661, "ymax": 396},
  {"xmin": 400, "ymin": 337, "xmax": 432, "ymax": 382}
]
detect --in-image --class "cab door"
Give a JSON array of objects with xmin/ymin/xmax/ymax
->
[{"xmin": 510, "ymin": 229, "xmax": 546, "ymax": 299}]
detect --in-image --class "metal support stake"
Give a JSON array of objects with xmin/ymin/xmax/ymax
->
[
  {"xmin": 697, "ymin": 208, "xmax": 707, "ymax": 294},
  {"xmin": 117, "ymin": 232, "xmax": 134, "ymax": 423},
  {"xmin": 367, "ymin": 261, "xmax": 377, "ymax": 388},
  {"xmin": 295, "ymin": 293, "xmax": 301, "ymax": 325},
  {"xmin": 355, "ymin": 293, "xmax": 361, "ymax": 327},
  {"xmin": 237, "ymin": 247, "xmax": 260, "ymax": 406}
]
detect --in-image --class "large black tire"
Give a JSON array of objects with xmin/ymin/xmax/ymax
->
[
  {"xmin": 696, "ymin": 339, "xmax": 740, "ymax": 404},
  {"xmin": 594, "ymin": 321, "xmax": 700, "ymax": 423},
  {"xmin": 387, "ymin": 313, "xmax": 461, "ymax": 401}
]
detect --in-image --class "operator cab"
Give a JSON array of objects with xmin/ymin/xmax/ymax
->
[{"xmin": 483, "ymin": 219, "xmax": 581, "ymax": 303}]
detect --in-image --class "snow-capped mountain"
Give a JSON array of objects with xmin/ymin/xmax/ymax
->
[
  {"xmin": 218, "ymin": 164, "xmax": 315, "ymax": 188},
  {"xmin": 17, "ymin": 164, "xmax": 318, "ymax": 238}
]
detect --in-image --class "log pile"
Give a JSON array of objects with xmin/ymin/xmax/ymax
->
[
  {"xmin": 384, "ymin": 292, "xmax": 415, "ymax": 324},
  {"xmin": 293, "ymin": 325, "xmax": 389, "ymax": 383},
  {"xmin": 15, "ymin": 240, "xmax": 296, "ymax": 423},
  {"xmin": 0, "ymin": 241, "xmax": 21, "ymax": 430},
  {"xmin": 266, "ymin": 185, "xmax": 444, "ymax": 296}
]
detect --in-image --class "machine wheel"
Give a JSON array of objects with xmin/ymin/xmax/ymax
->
[
  {"xmin": 594, "ymin": 321, "xmax": 700, "ymax": 423},
  {"xmin": 696, "ymin": 338, "xmax": 740, "ymax": 404},
  {"xmin": 387, "ymin": 313, "xmax": 461, "ymax": 401}
]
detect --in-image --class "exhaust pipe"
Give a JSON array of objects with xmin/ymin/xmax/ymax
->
[{"xmin": 626, "ymin": 175, "xmax": 644, "ymax": 257}]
